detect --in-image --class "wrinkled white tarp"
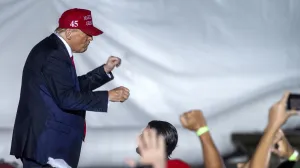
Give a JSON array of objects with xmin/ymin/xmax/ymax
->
[{"xmin": 0, "ymin": 0, "xmax": 300, "ymax": 166}]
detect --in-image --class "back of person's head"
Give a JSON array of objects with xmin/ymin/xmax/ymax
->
[
  {"xmin": 147, "ymin": 120, "xmax": 178, "ymax": 158},
  {"xmin": 277, "ymin": 160, "xmax": 296, "ymax": 168}
]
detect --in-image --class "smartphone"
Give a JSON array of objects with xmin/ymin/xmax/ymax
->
[{"xmin": 287, "ymin": 93, "xmax": 300, "ymax": 110}]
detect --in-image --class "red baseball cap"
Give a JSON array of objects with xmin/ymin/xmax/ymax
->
[{"xmin": 58, "ymin": 8, "xmax": 103, "ymax": 36}]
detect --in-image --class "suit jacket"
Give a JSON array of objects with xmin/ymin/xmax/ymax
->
[{"xmin": 10, "ymin": 33, "xmax": 113, "ymax": 168}]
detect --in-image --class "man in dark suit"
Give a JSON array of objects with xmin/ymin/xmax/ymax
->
[{"xmin": 10, "ymin": 8, "xmax": 130, "ymax": 168}]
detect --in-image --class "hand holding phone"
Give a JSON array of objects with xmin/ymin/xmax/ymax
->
[{"xmin": 287, "ymin": 93, "xmax": 300, "ymax": 110}]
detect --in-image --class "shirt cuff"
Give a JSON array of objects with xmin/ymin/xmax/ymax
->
[{"xmin": 107, "ymin": 73, "xmax": 111, "ymax": 78}]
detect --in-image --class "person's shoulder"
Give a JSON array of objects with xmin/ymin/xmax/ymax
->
[
  {"xmin": 167, "ymin": 159, "xmax": 190, "ymax": 168},
  {"xmin": 30, "ymin": 34, "xmax": 63, "ymax": 57},
  {"xmin": 34, "ymin": 34, "xmax": 59, "ymax": 51},
  {"xmin": 25, "ymin": 34, "xmax": 65, "ymax": 68}
]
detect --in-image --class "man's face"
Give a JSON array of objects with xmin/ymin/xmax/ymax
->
[
  {"xmin": 66, "ymin": 29, "xmax": 93, "ymax": 53},
  {"xmin": 136, "ymin": 126, "xmax": 150, "ymax": 156}
]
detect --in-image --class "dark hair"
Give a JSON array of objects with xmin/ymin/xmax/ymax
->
[
  {"xmin": 277, "ymin": 161, "xmax": 295, "ymax": 168},
  {"xmin": 147, "ymin": 120, "xmax": 178, "ymax": 158}
]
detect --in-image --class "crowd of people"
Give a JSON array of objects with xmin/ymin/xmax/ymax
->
[{"xmin": 128, "ymin": 92, "xmax": 300, "ymax": 168}]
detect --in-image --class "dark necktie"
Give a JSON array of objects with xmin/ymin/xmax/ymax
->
[{"xmin": 70, "ymin": 56, "xmax": 87, "ymax": 141}]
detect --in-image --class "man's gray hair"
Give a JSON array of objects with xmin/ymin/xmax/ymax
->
[{"xmin": 55, "ymin": 27, "xmax": 66, "ymax": 34}]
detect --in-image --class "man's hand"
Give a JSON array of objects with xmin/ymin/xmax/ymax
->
[
  {"xmin": 180, "ymin": 109, "xmax": 207, "ymax": 131},
  {"xmin": 271, "ymin": 129, "xmax": 295, "ymax": 159},
  {"xmin": 104, "ymin": 56, "xmax": 121, "ymax": 73},
  {"xmin": 267, "ymin": 92, "xmax": 299, "ymax": 129},
  {"xmin": 125, "ymin": 129, "xmax": 166, "ymax": 168},
  {"xmin": 108, "ymin": 86, "xmax": 130, "ymax": 102},
  {"xmin": 247, "ymin": 92, "xmax": 299, "ymax": 168},
  {"xmin": 237, "ymin": 132, "xmax": 287, "ymax": 168}
]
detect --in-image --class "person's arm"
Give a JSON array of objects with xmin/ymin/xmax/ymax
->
[
  {"xmin": 248, "ymin": 126, "xmax": 277, "ymax": 168},
  {"xmin": 42, "ymin": 55, "xmax": 108, "ymax": 112},
  {"xmin": 77, "ymin": 64, "xmax": 114, "ymax": 92},
  {"xmin": 237, "ymin": 128, "xmax": 283, "ymax": 168},
  {"xmin": 180, "ymin": 110, "xmax": 225, "ymax": 168},
  {"xmin": 249, "ymin": 92, "xmax": 299, "ymax": 168},
  {"xmin": 78, "ymin": 56, "xmax": 121, "ymax": 92},
  {"xmin": 272, "ymin": 130, "xmax": 299, "ymax": 162},
  {"xmin": 199, "ymin": 131, "xmax": 226, "ymax": 168}
]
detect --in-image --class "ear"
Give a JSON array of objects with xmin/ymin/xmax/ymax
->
[{"xmin": 65, "ymin": 29, "xmax": 73, "ymax": 40}]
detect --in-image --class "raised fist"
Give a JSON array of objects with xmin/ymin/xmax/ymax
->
[
  {"xmin": 104, "ymin": 56, "xmax": 121, "ymax": 73},
  {"xmin": 180, "ymin": 109, "xmax": 207, "ymax": 131},
  {"xmin": 108, "ymin": 86, "xmax": 130, "ymax": 102}
]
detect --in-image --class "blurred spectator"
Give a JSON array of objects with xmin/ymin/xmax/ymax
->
[{"xmin": 135, "ymin": 120, "xmax": 190, "ymax": 168}]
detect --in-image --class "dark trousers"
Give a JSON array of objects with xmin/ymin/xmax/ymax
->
[{"xmin": 21, "ymin": 158, "xmax": 53, "ymax": 168}]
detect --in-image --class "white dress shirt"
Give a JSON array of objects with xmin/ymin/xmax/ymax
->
[
  {"xmin": 54, "ymin": 33, "xmax": 72, "ymax": 57},
  {"xmin": 47, "ymin": 157, "xmax": 71, "ymax": 168}
]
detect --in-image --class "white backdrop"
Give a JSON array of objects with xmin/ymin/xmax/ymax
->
[{"xmin": 1, "ymin": 0, "xmax": 300, "ymax": 167}]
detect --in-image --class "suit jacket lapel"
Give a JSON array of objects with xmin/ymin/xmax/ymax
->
[
  {"xmin": 48, "ymin": 33, "xmax": 80, "ymax": 90},
  {"xmin": 49, "ymin": 34, "xmax": 73, "ymax": 66}
]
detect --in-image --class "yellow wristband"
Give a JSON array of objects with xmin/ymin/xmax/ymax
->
[
  {"xmin": 289, "ymin": 150, "xmax": 299, "ymax": 161},
  {"xmin": 196, "ymin": 126, "xmax": 209, "ymax": 136}
]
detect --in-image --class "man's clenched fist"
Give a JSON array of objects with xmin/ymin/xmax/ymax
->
[
  {"xmin": 180, "ymin": 110, "xmax": 207, "ymax": 131},
  {"xmin": 104, "ymin": 56, "xmax": 121, "ymax": 73},
  {"xmin": 108, "ymin": 86, "xmax": 130, "ymax": 102}
]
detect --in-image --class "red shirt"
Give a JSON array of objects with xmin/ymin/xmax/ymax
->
[
  {"xmin": 167, "ymin": 159, "xmax": 190, "ymax": 168},
  {"xmin": 0, "ymin": 163, "xmax": 14, "ymax": 168}
]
